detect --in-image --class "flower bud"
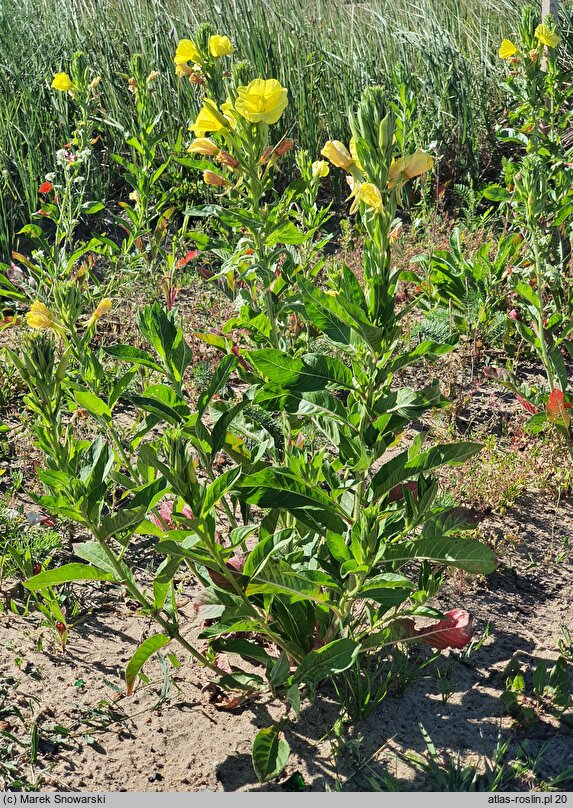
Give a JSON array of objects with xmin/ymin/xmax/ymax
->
[
  {"xmin": 188, "ymin": 138, "xmax": 219, "ymax": 156},
  {"xmin": 274, "ymin": 137, "xmax": 294, "ymax": 158},
  {"xmin": 216, "ymin": 150, "xmax": 240, "ymax": 169},
  {"xmin": 203, "ymin": 170, "xmax": 230, "ymax": 187}
]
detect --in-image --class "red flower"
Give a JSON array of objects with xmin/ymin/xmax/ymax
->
[
  {"xmin": 416, "ymin": 609, "xmax": 474, "ymax": 650},
  {"xmin": 39, "ymin": 181, "xmax": 53, "ymax": 195}
]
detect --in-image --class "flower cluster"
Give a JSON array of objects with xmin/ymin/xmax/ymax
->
[
  {"xmin": 320, "ymin": 138, "xmax": 432, "ymax": 214},
  {"xmin": 499, "ymin": 22, "xmax": 560, "ymax": 61}
]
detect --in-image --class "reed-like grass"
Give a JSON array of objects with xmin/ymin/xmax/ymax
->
[{"xmin": 0, "ymin": 0, "xmax": 526, "ymax": 255}]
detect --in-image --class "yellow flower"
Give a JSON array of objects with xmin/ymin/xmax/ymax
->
[
  {"xmin": 51, "ymin": 72, "xmax": 73, "ymax": 92},
  {"xmin": 354, "ymin": 182, "xmax": 383, "ymax": 212},
  {"xmin": 311, "ymin": 160, "xmax": 329, "ymax": 178},
  {"xmin": 535, "ymin": 24, "xmax": 560, "ymax": 48},
  {"xmin": 188, "ymin": 138, "xmax": 219, "ymax": 156},
  {"xmin": 203, "ymin": 170, "xmax": 231, "ymax": 187},
  {"xmin": 87, "ymin": 298, "xmax": 112, "ymax": 328},
  {"xmin": 26, "ymin": 301, "xmax": 67, "ymax": 335},
  {"xmin": 190, "ymin": 101, "xmax": 229, "ymax": 137},
  {"xmin": 27, "ymin": 301, "xmax": 53, "ymax": 330},
  {"xmin": 321, "ymin": 140, "xmax": 354, "ymax": 171},
  {"xmin": 235, "ymin": 78, "xmax": 288, "ymax": 125},
  {"xmin": 93, "ymin": 298, "xmax": 112, "ymax": 320},
  {"xmin": 389, "ymin": 151, "xmax": 433, "ymax": 184},
  {"xmin": 174, "ymin": 39, "xmax": 202, "ymax": 67},
  {"xmin": 498, "ymin": 39, "xmax": 517, "ymax": 59},
  {"xmin": 209, "ymin": 35, "xmax": 234, "ymax": 57}
]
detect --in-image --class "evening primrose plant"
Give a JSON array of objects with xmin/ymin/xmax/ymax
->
[
  {"xmin": 11, "ymin": 85, "xmax": 495, "ymax": 782},
  {"xmin": 175, "ymin": 33, "xmax": 331, "ymax": 351},
  {"xmin": 483, "ymin": 7, "xmax": 573, "ymax": 443}
]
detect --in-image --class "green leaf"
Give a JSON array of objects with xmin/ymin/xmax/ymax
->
[
  {"xmin": 125, "ymin": 634, "xmax": 171, "ymax": 695},
  {"xmin": 73, "ymin": 542, "xmax": 117, "ymax": 574},
  {"xmin": 243, "ymin": 531, "xmax": 292, "ymax": 578},
  {"xmin": 128, "ymin": 394, "xmax": 184, "ymax": 426},
  {"xmin": 104, "ymin": 344, "xmax": 163, "ymax": 374},
  {"xmin": 383, "ymin": 536, "xmax": 497, "ymax": 575},
  {"xmin": 252, "ymin": 725, "xmax": 290, "ymax": 783},
  {"xmin": 214, "ymin": 638, "xmax": 273, "ymax": 665},
  {"xmin": 248, "ymin": 350, "xmax": 353, "ymax": 391},
  {"xmin": 372, "ymin": 442, "xmax": 481, "ymax": 499},
  {"xmin": 246, "ymin": 562, "xmax": 334, "ymax": 603},
  {"xmin": 25, "ymin": 563, "xmax": 115, "ymax": 591},
  {"xmin": 482, "ymin": 185, "xmax": 512, "ymax": 202},
  {"xmin": 267, "ymin": 221, "xmax": 307, "ymax": 246},
  {"xmin": 294, "ymin": 638, "xmax": 361, "ymax": 685},
  {"xmin": 99, "ymin": 506, "xmax": 148, "ymax": 541},
  {"xmin": 237, "ymin": 469, "xmax": 346, "ymax": 535},
  {"xmin": 299, "ymin": 277, "xmax": 384, "ymax": 352},
  {"xmin": 74, "ymin": 390, "xmax": 112, "ymax": 422},
  {"xmin": 200, "ymin": 467, "xmax": 241, "ymax": 516},
  {"xmin": 197, "ymin": 354, "xmax": 237, "ymax": 416},
  {"xmin": 81, "ymin": 201, "xmax": 105, "ymax": 214}
]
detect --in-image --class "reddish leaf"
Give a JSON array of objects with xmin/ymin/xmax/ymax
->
[
  {"xmin": 416, "ymin": 609, "xmax": 474, "ymax": 650},
  {"xmin": 515, "ymin": 393, "xmax": 538, "ymax": 415},
  {"xmin": 150, "ymin": 499, "xmax": 193, "ymax": 530},
  {"xmin": 176, "ymin": 249, "xmax": 198, "ymax": 269},
  {"xmin": 546, "ymin": 388, "xmax": 571, "ymax": 428}
]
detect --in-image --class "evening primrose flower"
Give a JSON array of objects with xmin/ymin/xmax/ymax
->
[
  {"xmin": 498, "ymin": 39, "xmax": 517, "ymax": 59},
  {"xmin": 188, "ymin": 138, "xmax": 219, "ymax": 156},
  {"xmin": 389, "ymin": 150, "xmax": 433, "ymax": 185},
  {"xmin": 208, "ymin": 35, "xmax": 234, "ymax": 57},
  {"xmin": 352, "ymin": 182, "xmax": 383, "ymax": 213},
  {"xmin": 26, "ymin": 301, "xmax": 67, "ymax": 335},
  {"xmin": 535, "ymin": 24, "xmax": 560, "ymax": 48},
  {"xmin": 87, "ymin": 298, "xmax": 112, "ymax": 328},
  {"xmin": 312, "ymin": 160, "xmax": 329, "ymax": 178},
  {"xmin": 321, "ymin": 140, "xmax": 354, "ymax": 171},
  {"xmin": 190, "ymin": 100, "xmax": 229, "ymax": 137},
  {"xmin": 235, "ymin": 78, "xmax": 288, "ymax": 124},
  {"xmin": 174, "ymin": 39, "xmax": 202, "ymax": 69},
  {"xmin": 51, "ymin": 72, "xmax": 74, "ymax": 93}
]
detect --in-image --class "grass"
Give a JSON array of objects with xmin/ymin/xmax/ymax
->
[{"xmin": 0, "ymin": 0, "xmax": 525, "ymax": 257}]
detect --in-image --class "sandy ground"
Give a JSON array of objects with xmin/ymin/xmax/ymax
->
[{"xmin": 1, "ymin": 490, "xmax": 572, "ymax": 792}]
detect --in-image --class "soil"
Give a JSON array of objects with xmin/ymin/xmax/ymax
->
[{"xmin": 1, "ymin": 485, "xmax": 572, "ymax": 792}]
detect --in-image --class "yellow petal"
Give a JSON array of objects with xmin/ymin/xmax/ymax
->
[
  {"xmin": 354, "ymin": 182, "xmax": 383, "ymax": 212},
  {"xmin": 321, "ymin": 140, "xmax": 353, "ymax": 170},
  {"xmin": 235, "ymin": 78, "xmax": 288, "ymax": 125},
  {"xmin": 190, "ymin": 101, "xmax": 228, "ymax": 137},
  {"xmin": 174, "ymin": 39, "xmax": 201, "ymax": 65},
  {"xmin": 311, "ymin": 160, "xmax": 329, "ymax": 178},
  {"xmin": 208, "ymin": 35, "xmax": 234, "ymax": 58},
  {"xmin": 188, "ymin": 138, "xmax": 219, "ymax": 156},
  {"xmin": 499, "ymin": 39, "xmax": 517, "ymax": 59},
  {"xmin": 51, "ymin": 72, "xmax": 73, "ymax": 92},
  {"xmin": 535, "ymin": 24, "xmax": 560, "ymax": 48}
]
